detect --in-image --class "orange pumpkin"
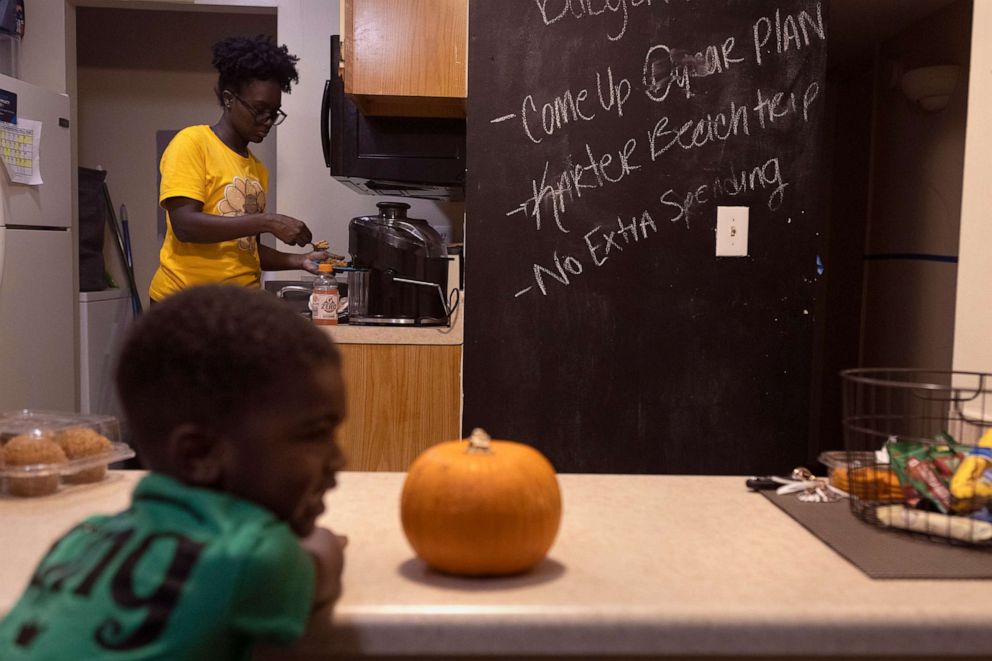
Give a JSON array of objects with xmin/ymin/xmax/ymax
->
[{"xmin": 400, "ymin": 428, "xmax": 562, "ymax": 576}]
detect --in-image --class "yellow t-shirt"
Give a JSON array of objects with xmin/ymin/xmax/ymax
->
[{"xmin": 149, "ymin": 125, "xmax": 269, "ymax": 302}]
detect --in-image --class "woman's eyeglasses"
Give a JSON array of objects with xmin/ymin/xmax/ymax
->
[{"xmin": 230, "ymin": 92, "xmax": 287, "ymax": 126}]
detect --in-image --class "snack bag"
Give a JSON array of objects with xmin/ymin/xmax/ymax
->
[{"xmin": 886, "ymin": 439, "xmax": 964, "ymax": 513}]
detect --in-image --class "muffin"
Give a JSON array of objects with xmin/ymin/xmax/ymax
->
[
  {"xmin": 56, "ymin": 427, "xmax": 113, "ymax": 484},
  {"xmin": 3, "ymin": 434, "xmax": 67, "ymax": 497}
]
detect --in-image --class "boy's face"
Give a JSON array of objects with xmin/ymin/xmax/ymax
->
[{"xmin": 221, "ymin": 362, "xmax": 347, "ymax": 537}]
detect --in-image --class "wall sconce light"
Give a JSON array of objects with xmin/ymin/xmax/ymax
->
[{"xmin": 900, "ymin": 65, "xmax": 961, "ymax": 112}]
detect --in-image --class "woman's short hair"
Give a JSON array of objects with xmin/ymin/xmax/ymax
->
[{"xmin": 211, "ymin": 34, "xmax": 299, "ymax": 104}]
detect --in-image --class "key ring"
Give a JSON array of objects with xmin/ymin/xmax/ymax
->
[{"xmin": 777, "ymin": 466, "xmax": 846, "ymax": 502}]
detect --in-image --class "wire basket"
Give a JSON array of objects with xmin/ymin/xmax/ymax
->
[{"xmin": 840, "ymin": 368, "xmax": 992, "ymax": 547}]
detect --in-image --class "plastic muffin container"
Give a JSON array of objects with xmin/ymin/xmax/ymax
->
[{"xmin": 0, "ymin": 410, "xmax": 134, "ymax": 497}]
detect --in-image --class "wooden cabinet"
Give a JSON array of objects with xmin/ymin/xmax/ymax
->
[
  {"xmin": 341, "ymin": 0, "xmax": 467, "ymax": 117},
  {"xmin": 337, "ymin": 343, "xmax": 462, "ymax": 471}
]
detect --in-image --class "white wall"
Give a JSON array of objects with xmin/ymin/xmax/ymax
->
[
  {"xmin": 16, "ymin": 0, "xmax": 68, "ymax": 92},
  {"xmin": 954, "ymin": 0, "xmax": 992, "ymax": 375}
]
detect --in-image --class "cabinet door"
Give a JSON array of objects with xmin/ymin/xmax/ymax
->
[
  {"xmin": 343, "ymin": 0, "xmax": 467, "ymax": 117},
  {"xmin": 336, "ymin": 344, "xmax": 462, "ymax": 471}
]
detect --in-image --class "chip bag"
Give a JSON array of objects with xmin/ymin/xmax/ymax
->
[{"xmin": 886, "ymin": 439, "xmax": 967, "ymax": 514}]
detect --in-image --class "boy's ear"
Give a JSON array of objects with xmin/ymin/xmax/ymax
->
[{"xmin": 168, "ymin": 424, "xmax": 226, "ymax": 485}]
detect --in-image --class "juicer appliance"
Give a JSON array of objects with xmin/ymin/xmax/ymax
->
[{"xmin": 347, "ymin": 202, "xmax": 454, "ymax": 326}]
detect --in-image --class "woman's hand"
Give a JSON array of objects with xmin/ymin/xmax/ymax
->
[
  {"xmin": 301, "ymin": 251, "xmax": 330, "ymax": 274},
  {"xmin": 266, "ymin": 213, "xmax": 313, "ymax": 247},
  {"xmin": 259, "ymin": 246, "xmax": 344, "ymax": 272}
]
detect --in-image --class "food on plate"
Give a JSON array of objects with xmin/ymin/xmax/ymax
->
[
  {"xmin": 400, "ymin": 428, "xmax": 562, "ymax": 576},
  {"xmin": 310, "ymin": 240, "xmax": 349, "ymax": 266},
  {"xmin": 3, "ymin": 434, "xmax": 67, "ymax": 497},
  {"xmin": 56, "ymin": 427, "xmax": 113, "ymax": 484}
]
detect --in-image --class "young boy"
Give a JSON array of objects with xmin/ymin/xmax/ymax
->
[{"xmin": 0, "ymin": 285, "xmax": 348, "ymax": 659}]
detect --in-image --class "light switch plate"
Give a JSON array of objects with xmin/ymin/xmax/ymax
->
[{"xmin": 716, "ymin": 206, "xmax": 748, "ymax": 256}]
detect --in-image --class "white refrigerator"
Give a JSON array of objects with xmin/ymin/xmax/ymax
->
[{"xmin": 0, "ymin": 73, "xmax": 75, "ymax": 411}]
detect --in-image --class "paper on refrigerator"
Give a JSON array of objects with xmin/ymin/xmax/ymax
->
[{"xmin": 0, "ymin": 118, "xmax": 43, "ymax": 185}]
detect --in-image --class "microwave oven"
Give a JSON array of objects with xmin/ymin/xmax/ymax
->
[{"xmin": 321, "ymin": 35, "xmax": 466, "ymax": 201}]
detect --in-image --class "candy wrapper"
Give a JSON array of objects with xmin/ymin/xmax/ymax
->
[{"xmin": 886, "ymin": 438, "xmax": 968, "ymax": 514}]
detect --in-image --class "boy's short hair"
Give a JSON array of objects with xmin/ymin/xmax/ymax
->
[
  {"xmin": 116, "ymin": 285, "xmax": 340, "ymax": 466},
  {"xmin": 212, "ymin": 34, "xmax": 299, "ymax": 104}
]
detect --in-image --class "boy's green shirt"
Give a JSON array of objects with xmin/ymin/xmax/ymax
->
[{"xmin": 0, "ymin": 473, "xmax": 315, "ymax": 660}]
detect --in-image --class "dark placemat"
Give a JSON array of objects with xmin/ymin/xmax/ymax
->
[{"xmin": 761, "ymin": 492, "xmax": 992, "ymax": 579}]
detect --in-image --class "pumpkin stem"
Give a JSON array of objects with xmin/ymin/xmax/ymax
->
[{"xmin": 467, "ymin": 428, "xmax": 492, "ymax": 453}]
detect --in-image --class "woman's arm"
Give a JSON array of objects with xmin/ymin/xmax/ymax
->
[
  {"xmin": 259, "ymin": 245, "xmax": 329, "ymax": 274},
  {"xmin": 164, "ymin": 197, "xmax": 313, "ymax": 246}
]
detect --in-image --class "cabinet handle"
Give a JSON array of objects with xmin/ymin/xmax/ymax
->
[{"xmin": 321, "ymin": 79, "xmax": 332, "ymax": 169}]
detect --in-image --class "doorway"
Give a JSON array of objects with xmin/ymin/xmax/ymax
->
[{"xmin": 73, "ymin": 4, "xmax": 278, "ymax": 309}]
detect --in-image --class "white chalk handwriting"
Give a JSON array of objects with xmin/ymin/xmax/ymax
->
[
  {"xmin": 752, "ymin": 2, "xmax": 825, "ymax": 67},
  {"xmin": 501, "ymin": 1, "xmax": 826, "ymax": 301},
  {"xmin": 533, "ymin": 0, "xmax": 657, "ymax": 43}
]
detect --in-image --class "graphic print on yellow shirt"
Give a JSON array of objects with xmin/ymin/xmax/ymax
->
[
  {"xmin": 149, "ymin": 125, "xmax": 269, "ymax": 301},
  {"xmin": 218, "ymin": 177, "xmax": 267, "ymax": 253}
]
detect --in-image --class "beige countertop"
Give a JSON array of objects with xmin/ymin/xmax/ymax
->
[
  {"xmin": 322, "ymin": 318, "xmax": 461, "ymax": 347},
  {"xmin": 269, "ymin": 259, "xmax": 464, "ymax": 346},
  {"xmin": 321, "ymin": 293, "xmax": 463, "ymax": 345},
  {"xmin": 2, "ymin": 472, "xmax": 991, "ymax": 657}
]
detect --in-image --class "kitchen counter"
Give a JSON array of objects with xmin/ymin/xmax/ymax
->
[
  {"xmin": 264, "ymin": 273, "xmax": 463, "ymax": 346},
  {"xmin": 321, "ymin": 290, "xmax": 463, "ymax": 345},
  {"xmin": 2, "ymin": 472, "xmax": 991, "ymax": 658}
]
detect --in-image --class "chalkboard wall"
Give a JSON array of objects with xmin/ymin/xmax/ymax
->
[{"xmin": 464, "ymin": 0, "xmax": 828, "ymax": 474}]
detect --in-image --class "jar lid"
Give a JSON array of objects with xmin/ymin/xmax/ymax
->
[{"xmin": 318, "ymin": 263, "xmax": 334, "ymax": 273}]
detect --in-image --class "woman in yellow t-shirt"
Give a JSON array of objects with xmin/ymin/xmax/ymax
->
[{"xmin": 150, "ymin": 35, "xmax": 332, "ymax": 303}]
